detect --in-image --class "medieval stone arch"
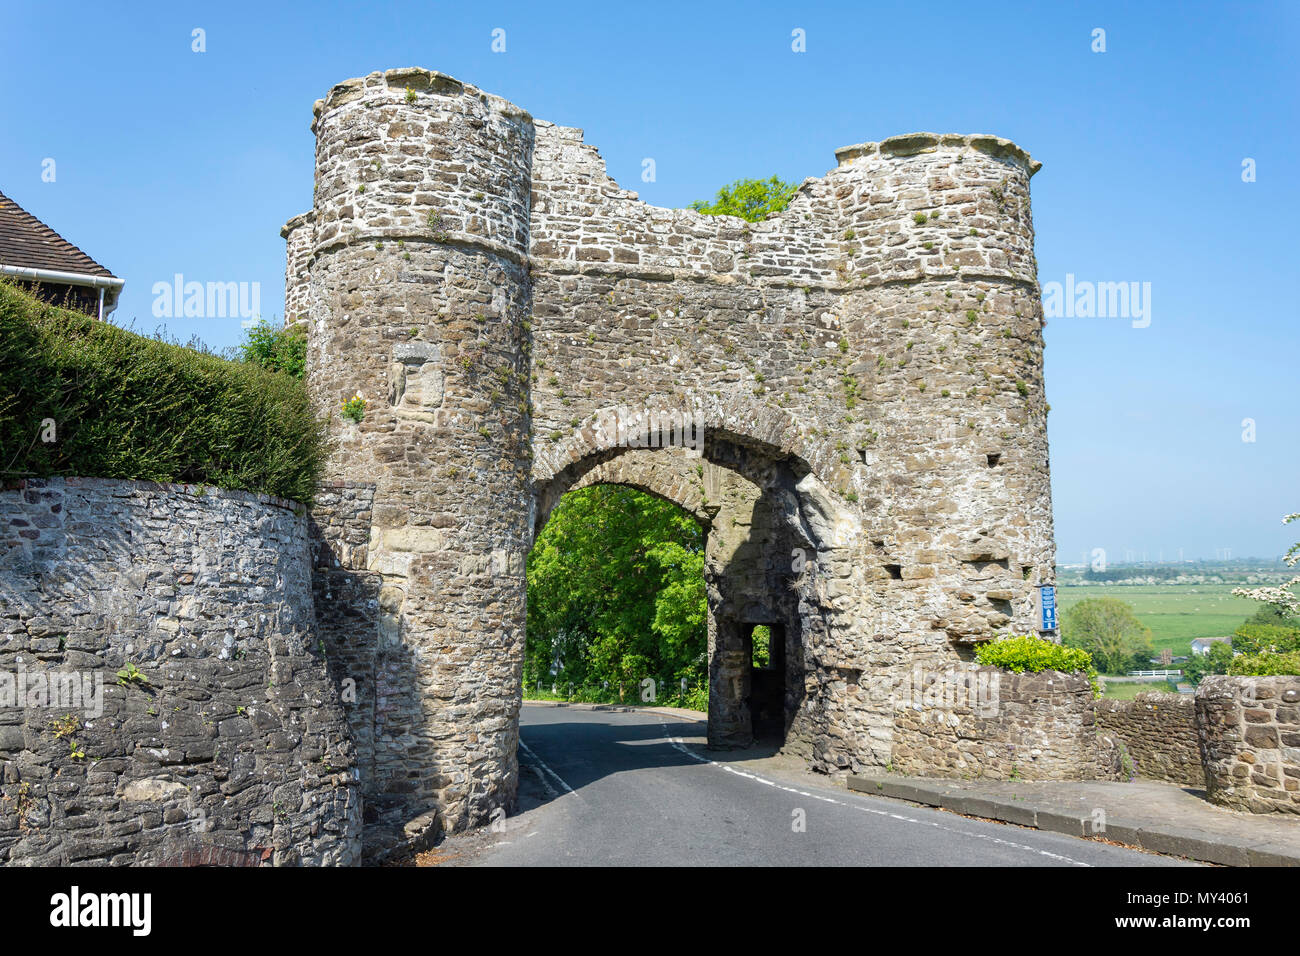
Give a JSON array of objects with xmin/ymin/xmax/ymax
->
[
  {"xmin": 286, "ymin": 68, "xmax": 1059, "ymax": 841},
  {"xmin": 532, "ymin": 417, "xmax": 858, "ymax": 754}
]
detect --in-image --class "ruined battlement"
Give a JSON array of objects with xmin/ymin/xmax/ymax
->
[{"xmin": 289, "ymin": 69, "xmax": 1043, "ymax": 292}]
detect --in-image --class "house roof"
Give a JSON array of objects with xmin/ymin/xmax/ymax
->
[
  {"xmin": 1191, "ymin": 636, "xmax": 1231, "ymax": 646},
  {"xmin": 0, "ymin": 189, "xmax": 116, "ymax": 279}
]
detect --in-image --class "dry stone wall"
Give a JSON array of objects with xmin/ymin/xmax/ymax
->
[
  {"xmin": 285, "ymin": 67, "xmax": 1065, "ymax": 843},
  {"xmin": 0, "ymin": 478, "xmax": 360, "ymax": 865}
]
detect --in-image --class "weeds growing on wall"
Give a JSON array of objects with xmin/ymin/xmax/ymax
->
[{"xmin": 0, "ymin": 281, "xmax": 328, "ymax": 502}]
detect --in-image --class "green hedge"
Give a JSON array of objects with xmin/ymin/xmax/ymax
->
[
  {"xmin": 0, "ymin": 281, "xmax": 327, "ymax": 502},
  {"xmin": 1232, "ymin": 623, "xmax": 1300, "ymax": 656},
  {"xmin": 1227, "ymin": 651, "xmax": 1300, "ymax": 677},
  {"xmin": 975, "ymin": 633, "xmax": 1101, "ymax": 696}
]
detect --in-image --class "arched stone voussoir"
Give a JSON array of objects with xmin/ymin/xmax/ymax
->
[
  {"xmin": 549, "ymin": 448, "xmax": 714, "ymax": 531},
  {"xmin": 531, "ymin": 389, "xmax": 827, "ymax": 492}
]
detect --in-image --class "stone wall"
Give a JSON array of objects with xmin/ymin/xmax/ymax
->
[
  {"xmin": 284, "ymin": 67, "xmax": 1063, "ymax": 839},
  {"xmin": 0, "ymin": 477, "xmax": 360, "ymax": 865},
  {"xmin": 1095, "ymin": 692, "xmax": 1204, "ymax": 787},
  {"xmin": 1197, "ymin": 675, "xmax": 1300, "ymax": 814},
  {"xmin": 886, "ymin": 668, "xmax": 1096, "ymax": 780},
  {"xmin": 281, "ymin": 210, "xmax": 314, "ymax": 333}
]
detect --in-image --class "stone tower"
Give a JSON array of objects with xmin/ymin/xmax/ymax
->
[
  {"xmin": 288, "ymin": 69, "xmax": 535, "ymax": 833},
  {"xmin": 286, "ymin": 68, "xmax": 1069, "ymax": 850}
]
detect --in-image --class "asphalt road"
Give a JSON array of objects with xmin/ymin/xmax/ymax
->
[{"xmin": 435, "ymin": 704, "xmax": 1192, "ymax": 867}]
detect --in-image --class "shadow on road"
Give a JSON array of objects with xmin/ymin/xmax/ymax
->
[{"xmin": 516, "ymin": 707, "xmax": 788, "ymax": 808}]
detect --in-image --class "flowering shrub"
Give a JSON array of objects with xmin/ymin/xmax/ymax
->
[
  {"xmin": 1232, "ymin": 512, "xmax": 1300, "ymax": 616},
  {"xmin": 1224, "ymin": 511, "xmax": 1300, "ymax": 677},
  {"xmin": 974, "ymin": 632, "xmax": 1100, "ymax": 696}
]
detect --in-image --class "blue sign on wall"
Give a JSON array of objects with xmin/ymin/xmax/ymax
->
[{"xmin": 1039, "ymin": 585, "xmax": 1058, "ymax": 631}]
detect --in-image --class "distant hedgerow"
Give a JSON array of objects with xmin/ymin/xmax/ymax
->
[{"xmin": 0, "ymin": 281, "xmax": 327, "ymax": 502}]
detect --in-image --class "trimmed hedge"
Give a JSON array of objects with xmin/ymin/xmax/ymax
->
[{"xmin": 0, "ymin": 281, "xmax": 327, "ymax": 502}]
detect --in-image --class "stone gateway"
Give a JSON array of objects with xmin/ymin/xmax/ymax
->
[{"xmin": 285, "ymin": 68, "xmax": 1059, "ymax": 843}]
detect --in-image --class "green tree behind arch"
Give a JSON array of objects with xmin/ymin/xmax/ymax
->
[{"xmin": 688, "ymin": 176, "xmax": 799, "ymax": 222}]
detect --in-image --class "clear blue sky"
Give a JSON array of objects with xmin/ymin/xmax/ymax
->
[{"xmin": 3, "ymin": 1, "xmax": 1296, "ymax": 562}]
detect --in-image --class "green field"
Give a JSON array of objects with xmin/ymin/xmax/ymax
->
[{"xmin": 1056, "ymin": 584, "xmax": 1256, "ymax": 658}]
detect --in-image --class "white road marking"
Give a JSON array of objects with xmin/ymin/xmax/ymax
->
[
  {"xmin": 518, "ymin": 739, "xmax": 580, "ymax": 800},
  {"xmin": 520, "ymin": 758, "xmax": 559, "ymax": 799},
  {"xmin": 655, "ymin": 719, "xmax": 1091, "ymax": 867}
]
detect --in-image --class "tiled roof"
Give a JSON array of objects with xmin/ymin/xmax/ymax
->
[{"xmin": 0, "ymin": 189, "xmax": 116, "ymax": 278}]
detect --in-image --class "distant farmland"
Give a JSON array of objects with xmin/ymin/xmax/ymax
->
[{"xmin": 1055, "ymin": 584, "xmax": 1257, "ymax": 657}]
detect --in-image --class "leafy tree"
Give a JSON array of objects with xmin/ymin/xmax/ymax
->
[
  {"xmin": 750, "ymin": 625, "xmax": 771, "ymax": 668},
  {"xmin": 525, "ymin": 485, "xmax": 707, "ymax": 702},
  {"xmin": 1061, "ymin": 597, "xmax": 1153, "ymax": 675},
  {"xmin": 240, "ymin": 320, "xmax": 307, "ymax": 380},
  {"xmin": 688, "ymin": 176, "xmax": 798, "ymax": 222}
]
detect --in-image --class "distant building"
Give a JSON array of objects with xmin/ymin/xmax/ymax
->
[
  {"xmin": 1190, "ymin": 636, "xmax": 1232, "ymax": 655},
  {"xmin": 0, "ymin": 189, "xmax": 122, "ymax": 318}
]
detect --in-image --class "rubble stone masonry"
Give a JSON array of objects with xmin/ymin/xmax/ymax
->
[
  {"xmin": 1096, "ymin": 692, "xmax": 1205, "ymax": 787},
  {"xmin": 0, "ymin": 478, "xmax": 360, "ymax": 865}
]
